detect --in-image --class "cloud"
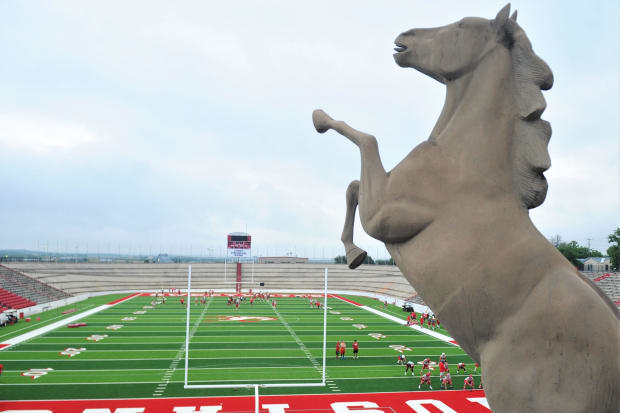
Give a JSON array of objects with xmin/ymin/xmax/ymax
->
[
  {"xmin": 0, "ymin": 0, "xmax": 617, "ymax": 258},
  {"xmin": 0, "ymin": 112, "xmax": 100, "ymax": 153}
]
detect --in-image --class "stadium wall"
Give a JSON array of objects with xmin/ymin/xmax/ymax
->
[
  {"xmin": 6, "ymin": 262, "xmax": 416, "ymax": 297},
  {"xmin": 6, "ymin": 263, "xmax": 428, "ymax": 314}
]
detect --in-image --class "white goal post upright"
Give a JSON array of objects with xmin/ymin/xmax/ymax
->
[
  {"xmin": 183, "ymin": 265, "xmax": 328, "ymax": 413},
  {"xmin": 184, "ymin": 264, "xmax": 192, "ymax": 387}
]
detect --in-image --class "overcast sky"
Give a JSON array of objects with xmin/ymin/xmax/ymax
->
[{"xmin": 0, "ymin": 1, "xmax": 618, "ymax": 258}]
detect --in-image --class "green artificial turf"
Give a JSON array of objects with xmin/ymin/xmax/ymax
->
[
  {"xmin": 0, "ymin": 294, "xmax": 479, "ymax": 400},
  {"xmin": 340, "ymin": 294, "xmax": 453, "ymax": 336},
  {"xmin": 0, "ymin": 294, "xmax": 127, "ymax": 342}
]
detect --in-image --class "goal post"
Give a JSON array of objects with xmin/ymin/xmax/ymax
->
[{"xmin": 183, "ymin": 265, "xmax": 328, "ymax": 409}]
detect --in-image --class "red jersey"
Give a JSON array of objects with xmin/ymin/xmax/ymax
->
[
  {"xmin": 353, "ymin": 342, "xmax": 359, "ymax": 351},
  {"xmin": 423, "ymin": 358, "xmax": 430, "ymax": 366},
  {"xmin": 421, "ymin": 373, "xmax": 431, "ymax": 383},
  {"xmin": 439, "ymin": 362, "xmax": 446, "ymax": 373},
  {"xmin": 465, "ymin": 376, "xmax": 474, "ymax": 385}
]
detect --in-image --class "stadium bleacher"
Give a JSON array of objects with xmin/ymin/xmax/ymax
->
[
  {"xmin": 0, "ymin": 287, "xmax": 36, "ymax": 310},
  {"xmin": 3, "ymin": 263, "xmax": 618, "ymax": 308},
  {"xmin": 582, "ymin": 271, "xmax": 620, "ymax": 307},
  {"xmin": 5, "ymin": 262, "xmax": 417, "ymax": 300},
  {"xmin": 0, "ymin": 264, "xmax": 72, "ymax": 310}
]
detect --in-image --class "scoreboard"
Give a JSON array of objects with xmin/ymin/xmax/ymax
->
[{"xmin": 227, "ymin": 232, "xmax": 252, "ymax": 258}]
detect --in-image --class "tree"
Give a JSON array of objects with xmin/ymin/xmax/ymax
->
[
  {"xmin": 334, "ymin": 255, "xmax": 346, "ymax": 264},
  {"xmin": 334, "ymin": 254, "xmax": 375, "ymax": 265},
  {"xmin": 555, "ymin": 240, "xmax": 602, "ymax": 269},
  {"xmin": 549, "ymin": 234, "xmax": 562, "ymax": 247},
  {"xmin": 607, "ymin": 228, "xmax": 620, "ymax": 271}
]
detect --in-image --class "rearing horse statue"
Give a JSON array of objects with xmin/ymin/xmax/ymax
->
[{"xmin": 313, "ymin": 4, "xmax": 619, "ymax": 412}]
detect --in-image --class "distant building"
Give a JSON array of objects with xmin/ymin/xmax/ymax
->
[
  {"xmin": 153, "ymin": 254, "xmax": 174, "ymax": 264},
  {"xmin": 579, "ymin": 257, "xmax": 611, "ymax": 272},
  {"xmin": 258, "ymin": 256, "xmax": 308, "ymax": 264}
]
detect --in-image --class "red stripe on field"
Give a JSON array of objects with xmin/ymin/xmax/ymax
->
[
  {"xmin": 330, "ymin": 294, "xmax": 363, "ymax": 306},
  {"xmin": 0, "ymin": 390, "xmax": 490, "ymax": 412},
  {"xmin": 0, "ymin": 343, "xmax": 10, "ymax": 349},
  {"xmin": 106, "ymin": 293, "xmax": 141, "ymax": 305}
]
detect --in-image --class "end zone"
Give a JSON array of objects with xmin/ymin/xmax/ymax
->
[{"xmin": 1, "ymin": 390, "xmax": 490, "ymax": 412}]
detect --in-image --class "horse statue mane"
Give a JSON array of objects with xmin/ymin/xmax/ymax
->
[
  {"xmin": 312, "ymin": 4, "xmax": 620, "ymax": 412},
  {"xmin": 506, "ymin": 12, "xmax": 554, "ymax": 209}
]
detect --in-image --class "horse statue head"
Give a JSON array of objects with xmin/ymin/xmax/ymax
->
[{"xmin": 394, "ymin": 3, "xmax": 554, "ymax": 210}]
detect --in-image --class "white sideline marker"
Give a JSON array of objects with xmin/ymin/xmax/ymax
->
[{"xmin": 183, "ymin": 266, "xmax": 328, "ymax": 413}]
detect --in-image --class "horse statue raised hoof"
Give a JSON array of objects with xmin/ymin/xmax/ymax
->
[
  {"xmin": 313, "ymin": 4, "xmax": 620, "ymax": 413},
  {"xmin": 312, "ymin": 109, "xmax": 333, "ymax": 134}
]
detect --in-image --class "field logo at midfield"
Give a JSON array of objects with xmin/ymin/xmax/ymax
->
[
  {"xmin": 107, "ymin": 324, "xmax": 124, "ymax": 330},
  {"xmin": 59, "ymin": 347, "xmax": 86, "ymax": 357},
  {"xmin": 368, "ymin": 333, "xmax": 386, "ymax": 340},
  {"xmin": 352, "ymin": 324, "xmax": 367, "ymax": 329},
  {"xmin": 389, "ymin": 345, "xmax": 412, "ymax": 353},
  {"xmin": 122, "ymin": 317, "xmax": 136, "ymax": 321},
  {"xmin": 86, "ymin": 334, "xmax": 108, "ymax": 342},
  {"xmin": 217, "ymin": 315, "xmax": 277, "ymax": 323},
  {"xmin": 21, "ymin": 368, "xmax": 53, "ymax": 380},
  {"xmin": 133, "ymin": 310, "xmax": 147, "ymax": 315},
  {"xmin": 340, "ymin": 317, "xmax": 354, "ymax": 321}
]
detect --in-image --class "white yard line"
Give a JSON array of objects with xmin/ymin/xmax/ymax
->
[
  {"xmin": 7, "ymin": 344, "xmax": 458, "ymax": 353},
  {"xmin": 2, "ymin": 374, "xmax": 482, "ymax": 386},
  {"xmin": 0, "ymin": 294, "xmax": 141, "ymax": 351}
]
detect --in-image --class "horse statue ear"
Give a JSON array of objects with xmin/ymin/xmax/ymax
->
[
  {"xmin": 492, "ymin": 3, "xmax": 511, "ymax": 32},
  {"xmin": 510, "ymin": 10, "xmax": 518, "ymax": 21}
]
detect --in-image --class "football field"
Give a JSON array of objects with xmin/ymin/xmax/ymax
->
[{"xmin": 0, "ymin": 293, "xmax": 479, "ymax": 401}]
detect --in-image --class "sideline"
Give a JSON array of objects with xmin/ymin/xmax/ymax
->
[
  {"xmin": 330, "ymin": 294, "xmax": 460, "ymax": 347},
  {"xmin": 0, "ymin": 293, "xmax": 141, "ymax": 351}
]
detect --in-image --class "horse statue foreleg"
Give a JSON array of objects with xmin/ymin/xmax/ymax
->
[
  {"xmin": 313, "ymin": 109, "xmax": 390, "ymax": 264},
  {"xmin": 341, "ymin": 180, "xmax": 367, "ymax": 269}
]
